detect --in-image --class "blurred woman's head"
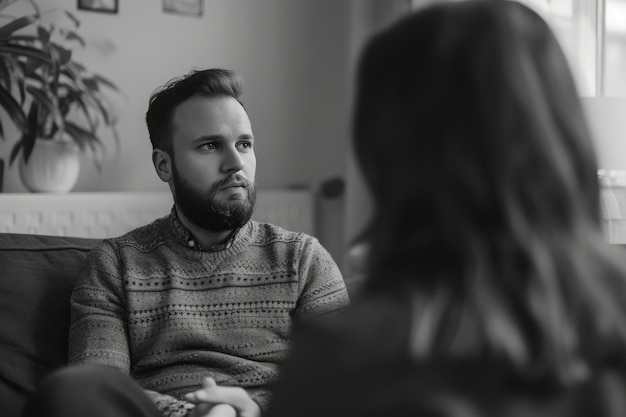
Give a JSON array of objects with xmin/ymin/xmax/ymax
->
[
  {"xmin": 353, "ymin": 0, "xmax": 626, "ymax": 388},
  {"xmin": 355, "ymin": 0, "xmax": 597, "ymax": 279}
]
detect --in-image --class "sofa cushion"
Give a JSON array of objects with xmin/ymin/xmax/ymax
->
[{"xmin": 0, "ymin": 233, "xmax": 99, "ymax": 417}]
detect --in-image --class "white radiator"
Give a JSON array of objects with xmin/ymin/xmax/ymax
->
[{"xmin": 0, "ymin": 190, "xmax": 313, "ymax": 238}]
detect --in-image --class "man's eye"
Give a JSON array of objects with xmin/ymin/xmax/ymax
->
[
  {"xmin": 201, "ymin": 143, "xmax": 218, "ymax": 151},
  {"xmin": 237, "ymin": 142, "xmax": 253, "ymax": 151}
]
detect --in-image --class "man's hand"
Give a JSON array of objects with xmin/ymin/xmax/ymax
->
[
  {"xmin": 188, "ymin": 403, "xmax": 236, "ymax": 417},
  {"xmin": 185, "ymin": 377, "xmax": 261, "ymax": 417}
]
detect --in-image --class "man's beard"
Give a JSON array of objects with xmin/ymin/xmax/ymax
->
[{"xmin": 172, "ymin": 167, "xmax": 256, "ymax": 232}]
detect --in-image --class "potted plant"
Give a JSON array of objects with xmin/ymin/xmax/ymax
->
[
  {"xmin": 0, "ymin": 0, "xmax": 48, "ymax": 191},
  {"xmin": 0, "ymin": 0, "xmax": 120, "ymax": 192}
]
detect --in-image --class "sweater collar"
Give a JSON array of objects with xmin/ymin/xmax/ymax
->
[{"xmin": 168, "ymin": 206, "xmax": 243, "ymax": 252}]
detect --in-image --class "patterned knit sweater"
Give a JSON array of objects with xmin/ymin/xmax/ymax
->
[{"xmin": 68, "ymin": 210, "xmax": 349, "ymax": 416}]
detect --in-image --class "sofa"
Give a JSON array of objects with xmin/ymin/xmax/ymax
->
[{"xmin": 0, "ymin": 232, "xmax": 100, "ymax": 417}]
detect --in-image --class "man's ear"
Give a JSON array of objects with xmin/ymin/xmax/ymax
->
[{"xmin": 152, "ymin": 149, "xmax": 173, "ymax": 182}]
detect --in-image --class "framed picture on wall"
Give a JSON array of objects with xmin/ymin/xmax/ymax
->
[
  {"xmin": 77, "ymin": 0, "xmax": 118, "ymax": 14},
  {"xmin": 163, "ymin": 0, "xmax": 203, "ymax": 17}
]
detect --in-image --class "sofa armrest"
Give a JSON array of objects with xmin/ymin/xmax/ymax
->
[{"xmin": 0, "ymin": 233, "xmax": 100, "ymax": 417}]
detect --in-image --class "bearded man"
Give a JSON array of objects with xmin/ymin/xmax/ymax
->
[{"xmin": 25, "ymin": 69, "xmax": 348, "ymax": 417}]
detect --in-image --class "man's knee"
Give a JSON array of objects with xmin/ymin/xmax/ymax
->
[{"xmin": 23, "ymin": 365, "xmax": 133, "ymax": 417}]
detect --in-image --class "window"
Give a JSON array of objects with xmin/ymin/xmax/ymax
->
[
  {"xmin": 519, "ymin": 0, "xmax": 625, "ymax": 97},
  {"xmin": 410, "ymin": 0, "xmax": 623, "ymax": 97}
]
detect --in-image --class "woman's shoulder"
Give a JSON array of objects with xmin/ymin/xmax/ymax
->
[{"xmin": 427, "ymin": 364, "xmax": 626, "ymax": 417}]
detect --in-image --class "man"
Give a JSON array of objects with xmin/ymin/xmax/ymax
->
[{"xmin": 26, "ymin": 68, "xmax": 349, "ymax": 417}]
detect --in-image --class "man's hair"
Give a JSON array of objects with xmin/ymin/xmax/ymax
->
[
  {"xmin": 353, "ymin": 0, "xmax": 626, "ymax": 389},
  {"xmin": 145, "ymin": 68, "xmax": 243, "ymax": 154}
]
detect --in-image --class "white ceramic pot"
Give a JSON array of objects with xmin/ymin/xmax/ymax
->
[{"xmin": 18, "ymin": 138, "xmax": 81, "ymax": 193}]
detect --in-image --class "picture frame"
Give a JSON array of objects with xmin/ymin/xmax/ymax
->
[
  {"xmin": 77, "ymin": 0, "xmax": 118, "ymax": 14},
  {"xmin": 163, "ymin": 0, "xmax": 203, "ymax": 17}
]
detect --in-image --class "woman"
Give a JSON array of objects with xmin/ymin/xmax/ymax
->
[{"xmin": 266, "ymin": 1, "xmax": 626, "ymax": 416}]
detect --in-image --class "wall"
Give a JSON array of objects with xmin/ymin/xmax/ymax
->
[{"xmin": 0, "ymin": 0, "xmax": 351, "ymax": 193}]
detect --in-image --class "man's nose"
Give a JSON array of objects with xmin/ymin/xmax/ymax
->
[{"xmin": 221, "ymin": 146, "xmax": 244, "ymax": 174}]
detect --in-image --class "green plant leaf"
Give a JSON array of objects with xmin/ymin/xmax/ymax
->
[
  {"xmin": 92, "ymin": 74, "xmax": 120, "ymax": 93},
  {"xmin": 23, "ymin": 65, "xmax": 45, "ymax": 83},
  {"xmin": 0, "ymin": 60, "xmax": 10, "ymax": 89},
  {"xmin": 82, "ymin": 77, "xmax": 98, "ymax": 92},
  {"xmin": 0, "ymin": 44, "xmax": 51, "ymax": 65},
  {"xmin": 69, "ymin": 60, "xmax": 85, "ymax": 72},
  {"xmin": 26, "ymin": 84, "xmax": 64, "ymax": 133},
  {"xmin": 2, "ymin": 55, "xmax": 27, "ymax": 103},
  {"xmin": 0, "ymin": 34, "xmax": 43, "ymax": 42},
  {"xmin": 65, "ymin": 120, "xmax": 104, "ymax": 171},
  {"xmin": 36, "ymin": 25, "xmax": 49, "ymax": 44},
  {"xmin": 59, "ymin": 61, "xmax": 77, "ymax": 79},
  {"xmin": 63, "ymin": 10, "xmax": 80, "ymax": 29},
  {"xmin": 47, "ymin": 43, "xmax": 61, "ymax": 83},
  {"xmin": 0, "ymin": 58, "xmax": 29, "ymax": 109},
  {"xmin": 27, "ymin": 0, "xmax": 41, "ymax": 18},
  {"xmin": 61, "ymin": 63, "xmax": 84, "ymax": 87},
  {"xmin": 88, "ymin": 91, "xmax": 114, "ymax": 126},
  {"xmin": 65, "ymin": 30, "xmax": 84, "ymax": 47},
  {"xmin": 65, "ymin": 120, "xmax": 97, "ymax": 145},
  {"xmin": 36, "ymin": 101, "xmax": 53, "ymax": 137},
  {"xmin": 0, "ymin": 15, "xmax": 37, "ymax": 37},
  {"xmin": 23, "ymin": 56, "xmax": 46, "ymax": 77},
  {"xmin": 11, "ymin": 101, "xmax": 37, "ymax": 164},
  {"xmin": 0, "ymin": 82, "xmax": 27, "ymax": 131},
  {"xmin": 53, "ymin": 44, "xmax": 71, "ymax": 66},
  {"xmin": 9, "ymin": 136, "xmax": 22, "ymax": 163},
  {"xmin": 62, "ymin": 88, "xmax": 97, "ymax": 133},
  {"xmin": 65, "ymin": 84, "xmax": 98, "ymax": 114}
]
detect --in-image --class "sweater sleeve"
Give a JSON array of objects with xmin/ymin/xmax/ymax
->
[
  {"xmin": 69, "ymin": 240, "xmax": 130, "ymax": 369},
  {"xmin": 294, "ymin": 237, "xmax": 350, "ymax": 316},
  {"xmin": 68, "ymin": 241, "xmax": 197, "ymax": 417},
  {"xmin": 144, "ymin": 390, "xmax": 196, "ymax": 417}
]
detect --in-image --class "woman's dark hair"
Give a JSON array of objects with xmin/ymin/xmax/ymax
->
[
  {"xmin": 145, "ymin": 68, "xmax": 243, "ymax": 154},
  {"xmin": 353, "ymin": 0, "xmax": 626, "ymax": 389}
]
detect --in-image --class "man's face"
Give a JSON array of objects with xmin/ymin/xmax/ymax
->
[{"xmin": 169, "ymin": 94, "xmax": 257, "ymax": 231}]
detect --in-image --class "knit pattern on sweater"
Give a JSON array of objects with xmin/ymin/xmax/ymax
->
[{"xmin": 69, "ymin": 212, "xmax": 349, "ymax": 416}]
